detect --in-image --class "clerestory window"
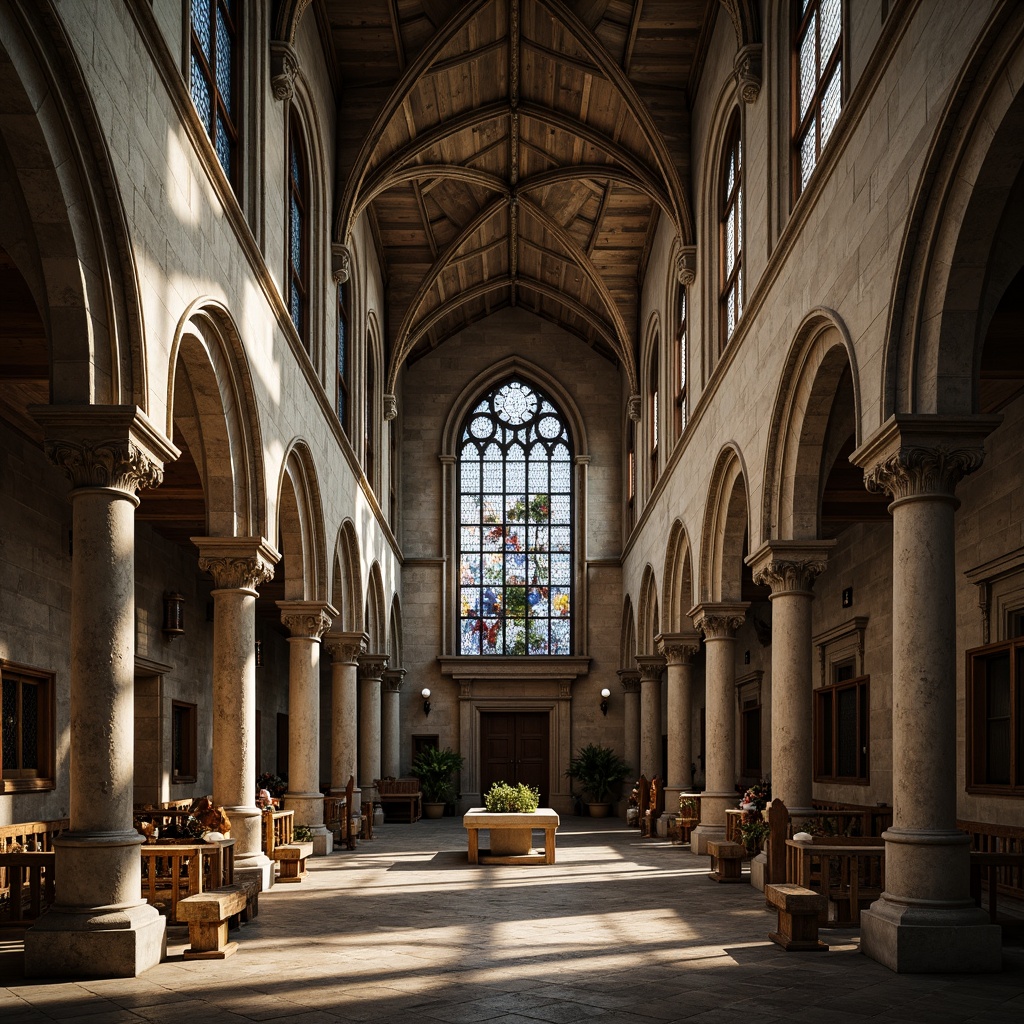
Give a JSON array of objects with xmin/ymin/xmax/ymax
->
[
  {"xmin": 720, "ymin": 113, "xmax": 743, "ymax": 350},
  {"xmin": 287, "ymin": 120, "xmax": 308, "ymax": 343},
  {"xmin": 794, "ymin": 0, "xmax": 843, "ymax": 197},
  {"xmin": 458, "ymin": 379, "xmax": 573, "ymax": 655},
  {"xmin": 189, "ymin": 0, "xmax": 240, "ymax": 187}
]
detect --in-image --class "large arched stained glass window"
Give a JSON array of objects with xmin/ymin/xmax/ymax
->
[{"xmin": 459, "ymin": 379, "xmax": 573, "ymax": 656}]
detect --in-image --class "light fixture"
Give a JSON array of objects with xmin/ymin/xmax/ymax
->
[
  {"xmin": 600, "ymin": 687, "xmax": 611, "ymax": 716},
  {"xmin": 162, "ymin": 592, "xmax": 185, "ymax": 640},
  {"xmin": 421, "ymin": 688, "xmax": 432, "ymax": 716}
]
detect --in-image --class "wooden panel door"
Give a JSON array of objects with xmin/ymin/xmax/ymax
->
[{"xmin": 480, "ymin": 712, "xmax": 550, "ymax": 804}]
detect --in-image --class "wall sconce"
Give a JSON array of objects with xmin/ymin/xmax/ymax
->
[
  {"xmin": 421, "ymin": 688, "xmax": 432, "ymax": 716},
  {"xmin": 255, "ymin": 640, "xmax": 263, "ymax": 667},
  {"xmin": 600, "ymin": 687, "xmax": 610, "ymax": 716},
  {"xmin": 162, "ymin": 592, "xmax": 185, "ymax": 641}
]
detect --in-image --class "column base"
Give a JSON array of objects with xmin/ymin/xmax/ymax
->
[
  {"xmin": 690, "ymin": 824, "xmax": 726, "ymax": 856},
  {"xmin": 309, "ymin": 825, "xmax": 333, "ymax": 857},
  {"xmin": 860, "ymin": 896, "xmax": 1002, "ymax": 973},
  {"xmin": 25, "ymin": 901, "xmax": 165, "ymax": 978},
  {"xmin": 235, "ymin": 851, "xmax": 274, "ymax": 889}
]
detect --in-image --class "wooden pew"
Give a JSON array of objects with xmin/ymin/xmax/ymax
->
[
  {"xmin": 634, "ymin": 775, "xmax": 649, "ymax": 832},
  {"xmin": 643, "ymin": 776, "xmax": 664, "ymax": 838},
  {"xmin": 785, "ymin": 837, "xmax": 884, "ymax": 925},
  {"xmin": 376, "ymin": 777, "xmax": 423, "ymax": 822}
]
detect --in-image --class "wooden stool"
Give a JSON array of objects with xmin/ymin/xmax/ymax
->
[
  {"xmin": 765, "ymin": 883, "xmax": 829, "ymax": 951},
  {"xmin": 707, "ymin": 839, "xmax": 747, "ymax": 882}
]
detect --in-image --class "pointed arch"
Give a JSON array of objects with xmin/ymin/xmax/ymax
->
[
  {"xmin": 699, "ymin": 445, "xmax": 750, "ymax": 604},
  {"xmin": 389, "ymin": 595, "xmax": 404, "ymax": 666},
  {"xmin": 637, "ymin": 565, "xmax": 660, "ymax": 656},
  {"xmin": 663, "ymin": 520, "xmax": 694, "ymax": 633},
  {"xmin": 331, "ymin": 519, "xmax": 365, "ymax": 633},
  {"xmin": 620, "ymin": 595, "xmax": 637, "ymax": 670},
  {"xmin": 276, "ymin": 440, "xmax": 328, "ymax": 601},
  {"xmin": 365, "ymin": 561, "xmax": 387, "ymax": 651}
]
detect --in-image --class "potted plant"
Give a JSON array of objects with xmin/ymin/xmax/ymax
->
[
  {"xmin": 409, "ymin": 746, "xmax": 465, "ymax": 818},
  {"xmin": 565, "ymin": 743, "xmax": 631, "ymax": 817},
  {"xmin": 484, "ymin": 781, "xmax": 540, "ymax": 813}
]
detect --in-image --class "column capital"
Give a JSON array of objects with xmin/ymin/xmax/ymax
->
[
  {"xmin": 383, "ymin": 668, "xmax": 406, "ymax": 693},
  {"xmin": 358, "ymin": 652, "xmax": 389, "ymax": 678},
  {"xmin": 656, "ymin": 631, "xmax": 702, "ymax": 664},
  {"xmin": 851, "ymin": 414, "xmax": 1001, "ymax": 504},
  {"xmin": 617, "ymin": 669, "xmax": 640, "ymax": 693},
  {"xmin": 32, "ymin": 405, "xmax": 178, "ymax": 495},
  {"xmin": 331, "ymin": 242, "xmax": 352, "ymax": 284},
  {"xmin": 635, "ymin": 654, "xmax": 666, "ymax": 682},
  {"xmin": 194, "ymin": 537, "xmax": 280, "ymax": 591},
  {"xmin": 746, "ymin": 540, "xmax": 835, "ymax": 596},
  {"xmin": 690, "ymin": 602, "xmax": 748, "ymax": 640},
  {"xmin": 324, "ymin": 631, "xmax": 369, "ymax": 663},
  {"xmin": 676, "ymin": 245, "xmax": 696, "ymax": 285},
  {"xmin": 277, "ymin": 600, "xmax": 336, "ymax": 639}
]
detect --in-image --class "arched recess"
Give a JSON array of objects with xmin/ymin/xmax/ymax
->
[
  {"xmin": 388, "ymin": 595, "xmax": 403, "ymax": 666},
  {"xmin": 331, "ymin": 519, "xmax": 364, "ymax": 633},
  {"xmin": 663, "ymin": 520, "xmax": 694, "ymax": 633},
  {"xmin": 761, "ymin": 309, "xmax": 861, "ymax": 542},
  {"xmin": 365, "ymin": 561, "xmax": 387, "ymax": 652},
  {"xmin": 0, "ymin": 2, "xmax": 147, "ymax": 408},
  {"xmin": 276, "ymin": 441, "xmax": 328, "ymax": 601},
  {"xmin": 637, "ymin": 565, "xmax": 660, "ymax": 656},
  {"xmin": 699, "ymin": 445, "xmax": 750, "ymax": 604},
  {"xmin": 883, "ymin": 4, "xmax": 1024, "ymax": 418},
  {"xmin": 167, "ymin": 300, "xmax": 266, "ymax": 538},
  {"xmin": 620, "ymin": 595, "xmax": 637, "ymax": 670}
]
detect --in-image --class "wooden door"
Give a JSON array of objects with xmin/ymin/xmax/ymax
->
[{"xmin": 480, "ymin": 712, "xmax": 550, "ymax": 804}]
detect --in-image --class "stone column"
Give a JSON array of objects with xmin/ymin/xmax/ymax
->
[
  {"xmin": 853, "ymin": 415, "xmax": 1001, "ymax": 973},
  {"xmin": 689, "ymin": 603, "xmax": 747, "ymax": 855},
  {"xmin": 635, "ymin": 654, "xmax": 665, "ymax": 779},
  {"xmin": 747, "ymin": 542, "xmax": 834, "ymax": 815},
  {"xmin": 358, "ymin": 653, "xmax": 389, "ymax": 797},
  {"xmin": 25, "ymin": 408, "xmax": 176, "ymax": 977},
  {"xmin": 325, "ymin": 632, "xmax": 367, "ymax": 812},
  {"xmin": 617, "ymin": 669, "xmax": 641, "ymax": 785},
  {"xmin": 278, "ymin": 600, "xmax": 337, "ymax": 856},
  {"xmin": 196, "ymin": 538, "xmax": 280, "ymax": 888},
  {"xmin": 381, "ymin": 668, "xmax": 406, "ymax": 778},
  {"xmin": 656, "ymin": 632, "xmax": 702, "ymax": 815}
]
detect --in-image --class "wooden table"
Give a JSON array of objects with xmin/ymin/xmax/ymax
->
[
  {"xmin": 0, "ymin": 850, "xmax": 55, "ymax": 925},
  {"xmin": 463, "ymin": 808, "xmax": 559, "ymax": 865},
  {"xmin": 785, "ymin": 838, "xmax": 884, "ymax": 925}
]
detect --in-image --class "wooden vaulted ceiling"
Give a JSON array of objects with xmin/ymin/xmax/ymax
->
[{"xmin": 324, "ymin": 0, "xmax": 716, "ymax": 396}]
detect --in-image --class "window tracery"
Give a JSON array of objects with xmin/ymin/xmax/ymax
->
[
  {"xmin": 794, "ymin": 0, "xmax": 843, "ymax": 196},
  {"xmin": 189, "ymin": 0, "xmax": 239, "ymax": 187}
]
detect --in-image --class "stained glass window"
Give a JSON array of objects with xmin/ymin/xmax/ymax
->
[
  {"xmin": 337, "ymin": 283, "xmax": 349, "ymax": 431},
  {"xmin": 795, "ymin": 0, "xmax": 842, "ymax": 197},
  {"xmin": 676, "ymin": 288, "xmax": 687, "ymax": 437},
  {"xmin": 458, "ymin": 379, "xmax": 573, "ymax": 656},
  {"xmin": 288, "ymin": 124, "xmax": 307, "ymax": 342},
  {"xmin": 720, "ymin": 114, "xmax": 743, "ymax": 350},
  {"xmin": 190, "ymin": 0, "xmax": 239, "ymax": 187}
]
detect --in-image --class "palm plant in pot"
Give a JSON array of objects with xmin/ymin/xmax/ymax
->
[
  {"xmin": 409, "ymin": 746, "xmax": 465, "ymax": 818},
  {"xmin": 565, "ymin": 743, "xmax": 631, "ymax": 817}
]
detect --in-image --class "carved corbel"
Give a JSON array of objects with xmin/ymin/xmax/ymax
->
[
  {"xmin": 332, "ymin": 243, "xmax": 352, "ymax": 284},
  {"xmin": 676, "ymin": 245, "xmax": 697, "ymax": 286},
  {"xmin": 383, "ymin": 394, "xmax": 398, "ymax": 421},
  {"xmin": 270, "ymin": 41, "xmax": 300, "ymax": 102},
  {"xmin": 734, "ymin": 43, "xmax": 762, "ymax": 103},
  {"xmin": 627, "ymin": 394, "xmax": 641, "ymax": 422}
]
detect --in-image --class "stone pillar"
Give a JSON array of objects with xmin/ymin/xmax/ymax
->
[
  {"xmin": 381, "ymin": 668, "xmax": 406, "ymax": 778},
  {"xmin": 635, "ymin": 654, "xmax": 665, "ymax": 779},
  {"xmin": 325, "ymin": 632, "xmax": 367, "ymax": 812},
  {"xmin": 25, "ymin": 408, "xmax": 176, "ymax": 977},
  {"xmin": 689, "ymin": 603, "xmax": 747, "ymax": 855},
  {"xmin": 278, "ymin": 600, "xmax": 337, "ymax": 856},
  {"xmin": 617, "ymin": 669, "xmax": 641, "ymax": 785},
  {"xmin": 747, "ymin": 542, "xmax": 834, "ymax": 814},
  {"xmin": 656, "ymin": 632, "xmax": 702, "ymax": 815},
  {"xmin": 196, "ymin": 538, "xmax": 280, "ymax": 888},
  {"xmin": 358, "ymin": 653, "xmax": 389, "ymax": 797},
  {"xmin": 853, "ymin": 415, "xmax": 1001, "ymax": 973}
]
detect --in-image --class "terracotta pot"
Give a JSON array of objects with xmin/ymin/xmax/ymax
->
[
  {"xmin": 423, "ymin": 802, "xmax": 446, "ymax": 819},
  {"xmin": 587, "ymin": 802, "xmax": 610, "ymax": 818}
]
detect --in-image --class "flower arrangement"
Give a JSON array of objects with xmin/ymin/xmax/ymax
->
[
  {"xmin": 739, "ymin": 778, "xmax": 771, "ymax": 812},
  {"xmin": 739, "ymin": 815, "xmax": 770, "ymax": 853},
  {"xmin": 257, "ymin": 771, "xmax": 287, "ymax": 799},
  {"xmin": 484, "ymin": 781, "xmax": 540, "ymax": 813}
]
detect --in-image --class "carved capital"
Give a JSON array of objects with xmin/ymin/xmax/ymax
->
[
  {"xmin": 691, "ymin": 603, "xmax": 748, "ymax": 640},
  {"xmin": 656, "ymin": 631, "xmax": 701, "ymax": 665},
  {"xmin": 332, "ymin": 243, "xmax": 352, "ymax": 284},
  {"xmin": 734, "ymin": 43, "xmax": 762, "ymax": 103},
  {"xmin": 383, "ymin": 393, "xmax": 398, "ymax": 421},
  {"xmin": 627, "ymin": 393, "xmax": 641, "ymax": 422},
  {"xmin": 358, "ymin": 652, "xmax": 389, "ymax": 679},
  {"xmin": 383, "ymin": 669, "xmax": 406, "ymax": 693},
  {"xmin": 195, "ymin": 537, "xmax": 280, "ymax": 592},
  {"xmin": 676, "ymin": 245, "xmax": 696, "ymax": 286},
  {"xmin": 753, "ymin": 558, "xmax": 827, "ymax": 595},
  {"xmin": 324, "ymin": 631, "xmax": 368, "ymax": 664},
  {"xmin": 635, "ymin": 654, "xmax": 665, "ymax": 683},
  {"xmin": 277, "ymin": 600, "xmax": 336, "ymax": 639},
  {"xmin": 617, "ymin": 669, "xmax": 640, "ymax": 694},
  {"xmin": 270, "ymin": 41, "xmax": 300, "ymax": 101}
]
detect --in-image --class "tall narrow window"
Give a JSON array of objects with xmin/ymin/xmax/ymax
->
[
  {"xmin": 189, "ymin": 0, "xmax": 240, "ymax": 186},
  {"xmin": 967, "ymin": 638, "xmax": 1024, "ymax": 793},
  {"xmin": 171, "ymin": 701, "xmax": 197, "ymax": 784},
  {"xmin": 458, "ymin": 379, "xmax": 573, "ymax": 656},
  {"xmin": 364, "ymin": 351, "xmax": 375, "ymax": 487},
  {"xmin": 288, "ymin": 122, "xmax": 307, "ymax": 342},
  {"xmin": 794, "ymin": 0, "xmax": 842, "ymax": 197},
  {"xmin": 814, "ymin": 674, "xmax": 869, "ymax": 783},
  {"xmin": 720, "ymin": 115, "xmax": 743, "ymax": 350},
  {"xmin": 675, "ymin": 288, "xmax": 687, "ymax": 438},
  {"xmin": 337, "ymin": 283, "xmax": 349, "ymax": 432},
  {"xmin": 626, "ymin": 423, "xmax": 636, "ymax": 531},
  {"xmin": 648, "ymin": 346, "xmax": 659, "ymax": 490}
]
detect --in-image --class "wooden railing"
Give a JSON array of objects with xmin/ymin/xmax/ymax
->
[
  {"xmin": 262, "ymin": 809, "xmax": 295, "ymax": 856},
  {"xmin": 809, "ymin": 800, "xmax": 892, "ymax": 837},
  {"xmin": 0, "ymin": 819, "xmax": 67, "ymax": 925},
  {"xmin": 959, "ymin": 818, "xmax": 1024, "ymax": 914}
]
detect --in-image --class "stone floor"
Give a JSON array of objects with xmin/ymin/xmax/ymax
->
[{"xmin": 2, "ymin": 816, "xmax": 1023, "ymax": 1023}]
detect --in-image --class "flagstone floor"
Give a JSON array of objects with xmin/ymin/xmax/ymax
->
[{"xmin": 2, "ymin": 815, "xmax": 1023, "ymax": 1023}]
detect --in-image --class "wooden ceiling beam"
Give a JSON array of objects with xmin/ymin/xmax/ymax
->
[{"xmin": 623, "ymin": 0, "xmax": 645, "ymax": 75}]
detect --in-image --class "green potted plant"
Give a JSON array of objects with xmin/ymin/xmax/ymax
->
[
  {"xmin": 565, "ymin": 743, "xmax": 631, "ymax": 817},
  {"xmin": 409, "ymin": 746, "xmax": 465, "ymax": 818},
  {"xmin": 484, "ymin": 781, "xmax": 540, "ymax": 813}
]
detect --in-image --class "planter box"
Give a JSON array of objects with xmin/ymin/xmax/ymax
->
[{"xmin": 462, "ymin": 808, "xmax": 560, "ymax": 865}]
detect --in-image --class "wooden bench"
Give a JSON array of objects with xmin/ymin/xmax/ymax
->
[
  {"xmin": 785, "ymin": 837, "xmax": 884, "ymax": 925},
  {"xmin": 707, "ymin": 839, "xmax": 746, "ymax": 883},
  {"xmin": 766, "ymin": 883, "xmax": 828, "ymax": 951},
  {"xmin": 178, "ymin": 884, "xmax": 249, "ymax": 959},
  {"xmin": 262, "ymin": 809, "xmax": 313, "ymax": 882},
  {"xmin": 375, "ymin": 777, "xmax": 422, "ymax": 823},
  {"xmin": 642, "ymin": 777, "xmax": 664, "ymax": 838}
]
